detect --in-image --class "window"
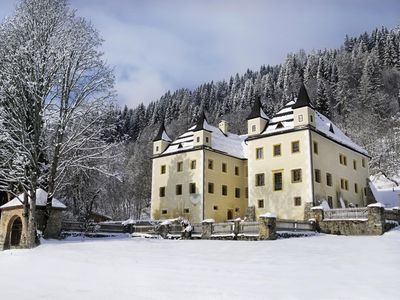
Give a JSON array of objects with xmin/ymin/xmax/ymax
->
[
  {"xmin": 353, "ymin": 159, "xmax": 357, "ymax": 170},
  {"xmin": 213, "ymin": 205, "xmax": 218, "ymax": 210},
  {"xmin": 245, "ymin": 187, "xmax": 248, "ymax": 198},
  {"xmin": 273, "ymin": 172, "xmax": 283, "ymax": 191},
  {"xmin": 291, "ymin": 169, "xmax": 302, "ymax": 183},
  {"xmin": 208, "ymin": 159, "xmax": 213, "ymax": 170},
  {"xmin": 340, "ymin": 178, "xmax": 349, "ymax": 190},
  {"xmin": 339, "ymin": 154, "xmax": 347, "ymax": 166},
  {"xmin": 326, "ymin": 173, "xmax": 332, "ymax": 186},
  {"xmin": 315, "ymin": 169, "xmax": 321, "ymax": 183},
  {"xmin": 310, "ymin": 115, "xmax": 313, "ymax": 122},
  {"xmin": 222, "ymin": 163, "xmax": 227, "ymax": 173},
  {"xmin": 291, "ymin": 141, "xmax": 300, "ymax": 153},
  {"xmin": 235, "ymin": 188, "xmax": 240, "ymax": 198},
  {"xmin": 190, "ymin": 160, "xmax": 197, "ymax": 170},
  {"xmin": 235, "ymin": 166, "xmax": 239, "ymax": 176},
  {"xmin": 235, "ymin": 208, "xmax": 240, "ymax": 212},
  {"xmin": 313, "ymin": 141, "xmax": 318, "ymax": 154},
  {"xmin": 177, "ymin": 161, "xmax": 183, "ymax": 172},
  {"xmin": 160, "ymin": 165, "xmax": 166, "ymax": 174},
  {"xmin": 208, "ymin": 182, "xmax": 214, "ymax": 194},
  {"xmin": 176, "ymin": 184, "xmax": 182, "ymax": 195},
  {"xmin": 255, "ymin": 173, "xmax": 265, "ymax": 186},
  {"xmin": 273, "ymin": 144, "xmax": 281, "ymax": 156},
  {"xmin": 327, "ymin": 196, "xmax": 333, "ymax": 208},
  {"xmin": 354, "ymin": 183, "xmax": 358, "ymax": 194},
  {"xmin": 298, "ymin": 114, "xmax": 303, "ymax": 122},
  {"xmin": 156, "ymin": 146, "xmax": 159, "ymax": 152},
  {"xmin": 294, "ymin": 197, "xmax": 302, "ymax": 206},
  {"xmin": 162, "ymin": 209, "xmax": 167, "ymax": 215},
  {"xmin": 362, "ymin": 158, "xmax": 366, "ymax": 168},
  {"xmin": 364, "ymin": 187, "xmax": 367, "ymax": 196},
  {"xmin": 196, "ymin": 137, "xmax": 200, "ymax": 143},
  {"xmin": 256, "ymin": 147, "xmax": 264, "ymax": 159},
  {"xmin": 252, "ymin": 125, "xmax": 256, "ymax": 132},
  {"xmin": 258, "ymin": 199, "xmax": 264, "ymax": 208},
  {"xmin": 205, "ymin": 137, "xmax": 209, "ymax": 143},
  {"xmin": 222, "ymin": 185, "xmax": 228, "ymax": 196},
  {"xmin": 159, "ymin": 187, "xmax": 165, "ymax": 197},
  {"xmin": 189, "ymin": 183, "xmax": 196, "ymax": 194},
  {"xmin": 184, "ymin": 208, "xmax": 189, "ymax": 214}
]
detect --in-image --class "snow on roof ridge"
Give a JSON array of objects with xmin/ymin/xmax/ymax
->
[{"xmin": 0, "ymin": 188, "xmax": 67, "ymax": 210}]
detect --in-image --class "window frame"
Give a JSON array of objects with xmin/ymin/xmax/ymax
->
[
  {"xmin": 177, "ymin": 161, "xmax": 183, "ymax": 172},
  {"xmin": 208, "ymin": 159, "xmax": 214, "ymax": 170},
  {"xmin": 176, "ymin": 184, "xmax": 182, "ymax": 195},
  {"xmin": 208, "ymin": 182, "xmax": 214, "ymax": 194},
  {"xmin": 273, "ymin": 144, "xmax": 281, "ymax": 157},
  {"xmin": 235, "ymin": 188, "xmax": 240, "ymax": 198},
  {"xmin": 222, "ymin": 162, "xmax": 227, "ymax": 173},
  {"xmin": 256, "ymin": 147, "xmax": 264, "ymax": 159},
  {"xmin": 273, "ymin": 171, "xmax": 283, "ymax": 191},
  {"xmin": 159, "ymin": 187, "xmax": 166, "ymax": 197},
  {"xmin": 315, "ymin": 169, "xmax": 321, "ymax": 183},
  {"xmin": 257, "ymin": 199, "xmax": 264, "ymax": 208},
  {"xmin": 190, "ymin": 160, "xmax": 197, "ymax": 170},
  {"xmin": 234, "ymin": 166, "xmax": 239, "ymax": 176},
  {"xmin": 313, "ymin": 141, "xmax": 318, "ymax": 154},
  {"xmin": 291, "ymin": 141, "xmax": 300, "ymax": 153},
  {"xmin": 222, "ymin": 185, "xmax": 228, "ymax": 196},
  {"xmin": 255, "ymin": 173, "xmax": 265, "ymax": 186},
  {"xmin": 294, "ymin": 196, "xmax": 302, "ymax": 206},
  {"xmin": 326, "ymin": 173, "xmax": 332, "ymax": 186},
  {"xmin": 160, "ymin": 165, "xmax": 166, "ymax": 174},
  {"xmin": 189, "ymin": 183, "xmax": 196, "ymax": 194},
  {"xmin": 291, "ymin": 169, "xmax": 302, "ymax": 183}
]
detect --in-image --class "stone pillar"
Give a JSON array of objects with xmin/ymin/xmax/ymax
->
[
  {"xmin": 233, "ymin": 218, "xmax": 241, "ymax": 239},
  {"xmin": 311, "ymin": 206, "xmax": 324, "ymax": 232},
  {"xmin": 201, "ymin": 219, "xmax": 214, "ymax": 239},
  {"xmin": 259, "ymin": 214, "xmax": 277, "ymax": 240},
  {"xmin": 311, "ymin": 206, "xmax": 324, "ymax": 222},
  {"xmin": 245, "ymin": 206, "xmax": 256, "ymax": 222},
  {"xmin": 367, "ymin": 203, "xmax": 385, "ymax": 235}
]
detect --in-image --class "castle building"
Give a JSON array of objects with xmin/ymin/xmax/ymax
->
[{"xmin": 151, "ymin": 85, "xmax": 370, "ymax": 222}]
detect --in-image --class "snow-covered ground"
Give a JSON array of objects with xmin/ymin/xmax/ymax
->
[{"xmin": 1, "ymin": 230, "xmax": 399, "ymax": 300}]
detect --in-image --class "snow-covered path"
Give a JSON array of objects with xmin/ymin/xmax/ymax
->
[{"xmin": 0, "ymin": 229, "xmax": 399, "ymax": 300}]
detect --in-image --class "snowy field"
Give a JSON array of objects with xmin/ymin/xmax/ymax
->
[{"xmin": 1, "ymin": 230, "xmax": 399, "ymax": 300}]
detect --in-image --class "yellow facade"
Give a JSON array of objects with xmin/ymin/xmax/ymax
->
[
  {"xmin": 151, "ymin": 88, "xmax": 370, "ymax": 222},
  {"xmin": 311, "ymin": 131, "xmax": 369, "ymax": 208},
  {"xmin": 247, "ymin": 130, "xmax": 313, "ymax": 220}
]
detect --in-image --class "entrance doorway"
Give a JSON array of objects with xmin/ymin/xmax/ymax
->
[
  {"xmin": 227, "ymin": 209, "xmax": 233, "ymax": 220},
  {"xmin": 10, "ymin": 217, "xmax": 22, "ymax": 246}
]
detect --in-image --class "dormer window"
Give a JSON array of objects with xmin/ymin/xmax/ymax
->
[
  {"xmin": 156, "ymin": 146, "xmax": 159, "ymax": 152},
  {"xmin": 298, "ymin": 115, "xmax": 303, "ymax": 122},
  {"xmin": 252, "ymin": 125, "xmax": 256, "ymax": 132},
  {"xmin": 206, "ymin": 137, "xmax": 209, "ymax": 143},
  {"xmin": 196, "ymin": 137, "xmax": 200, "ymax": 143}
]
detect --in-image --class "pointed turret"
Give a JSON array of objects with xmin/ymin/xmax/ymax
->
[
  {"xmin": 247, "ymin": 96, "xmax": 268, "ymax": 136},
  {"xmin": 292, "ymin": 83, "xmax": 314, "ymax": 109},
  {"xmin": 193, "ymin": 111, "xmax": 212, "ymax": 147},
  {"xmin": 293, "ymin": 84, "xmax": 316, "ymax": 128},
  {"xmin": 153, "ymin": 122, "xmax": 172, "ymax": 142},
  {"xmin": 153, "ymin": 122, "xmax": 171, "ymax": 155}
]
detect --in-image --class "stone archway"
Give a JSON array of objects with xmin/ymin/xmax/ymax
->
[{"xmin": 10, "ymin": 217, "xmax": 22, "ymax": 246}]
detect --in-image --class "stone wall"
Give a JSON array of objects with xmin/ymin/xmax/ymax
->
[
  {"xmin": 0, "ymin": 208, "xmax": 29, "ymax": 250},
  {"xmin": 311, "ymin": 204, "xmax": 398, "ymax": 235}
]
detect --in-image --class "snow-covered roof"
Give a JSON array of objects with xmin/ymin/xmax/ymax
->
[
  {"xmin": 162, "ymin": 119, "xmax": 247, "ymax": 159},
  {"xmin": 369, "ymin": 175, "xmax": 400, "ymax": 208},
  {"xmin": 260, "ymin": 100, "xmax": 368, "ymax": 155},
  {"xmin": 0, "ymin": 188, "xmax": 67, "ymax": 210}
]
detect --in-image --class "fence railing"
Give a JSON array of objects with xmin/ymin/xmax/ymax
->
[
  {"xmin": 323, "ymin": 208, "xmax": 368, "ymax": 220},
  {"xmin": 212, "ymin": 222, "xmax": 235, "ymax": 236},
  {"xmin": 276, "ymin": 219, "xmax": 315, "ymax": 232},
  {"xmin": 238, "ymin": 221, "xmax": 260, "ymax": 235}
]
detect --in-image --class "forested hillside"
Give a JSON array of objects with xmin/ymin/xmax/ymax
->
[{"xmin": 67, "ymin": 26, "xmax": 400, "ymax": 220}]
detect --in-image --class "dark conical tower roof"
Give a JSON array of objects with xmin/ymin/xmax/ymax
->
[
  {"xmin": 246, "ymin": 96, "xmax": 268, "ymax": 120},
  {"xmin": 153, "ymin": 122, "xmax": 171, "ymax": 142},
  {"xmin": 292, "ymin": 83, "xmax": 314, "ymax": 109},
  {"xmin": 193, "ymin": 111, "xmax": 209, "ymax": 131}
]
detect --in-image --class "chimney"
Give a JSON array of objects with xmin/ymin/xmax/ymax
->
[{"xmin": 219, "ymin": 120, "xmax": 229, "ymax": 135}]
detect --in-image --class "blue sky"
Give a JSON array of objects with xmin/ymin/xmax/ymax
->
[{"xmin": 0, "ymin": 0, "xmax": 399, "ymax": 107}]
